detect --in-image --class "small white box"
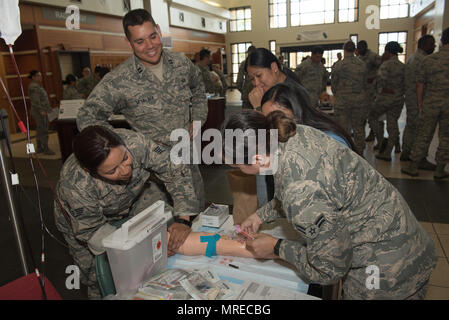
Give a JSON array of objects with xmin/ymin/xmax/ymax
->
[
  {"xmin": 201, "ymin": 203, "xmax": 229, "ymax": 228},
  {"xmin": 102, "ymin": 201, "xmax": 168, "ymax": 295}
]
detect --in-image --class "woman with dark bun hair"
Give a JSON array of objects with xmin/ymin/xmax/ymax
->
[
  {"xmin": 221, "ymin": 109, "xmax": 436, "ymax": 300},
  {"xmin": 368, "ymin": 41, "xmax": 405, "ymax": 161}
]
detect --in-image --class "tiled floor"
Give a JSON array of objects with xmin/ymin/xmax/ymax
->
[{"xmin": 3, "ymin": 88, "xmax": 449, "ymax": 299}]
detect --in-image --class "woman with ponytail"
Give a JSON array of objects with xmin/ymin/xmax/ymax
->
[{"xmin": 221, "ymin": 109, "xmax": 436, "ymax": 300}]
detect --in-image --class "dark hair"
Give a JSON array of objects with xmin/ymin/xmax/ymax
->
[
  {"xmin": 261, "ymin": 82, "xmax": 356, "ymax": 151},
  {"xmin": 28, "ymin": 70, "xmax": 40, "ymax": 79},
  {"xmin": 247, "ymin": 45, "xmax": 256, "ymax": 54},
  {"xmin": 73, "ymin": 126, "xmax": 125, "ymax": 174},
  {"xmin": 418, "ymin": 34, "xmax": 435, "ymax": 49},
  {"xmin": 245, "ymin": 48, "xmax": 280, "ymax": 73},
  {"xmin": 344, "ymin": 40, "xmax": 356, "ymax": 53},
  {"xmin": 63, "ymin": 74, "xmax": 77, "ymax": 85},
  {"xmin": 312, "ymin": 46, "xmax": 324, "ymax": 55},
  {"xmin": 199, "ymin": 49, "xmax": 211, "ymax": 61},
  {"xmin": 357, "ymin": 40, "xmax": 367, "ymax": 49},
  {"xmin": 385, "ymin": 41, "xmax": 404, "ymax": 55},
  {"xmin": 442, "ymin": 27, "xmax": 449, "ymax": 45},
  {"xmin": 220, "ymin": 110, "xmax": 296, "ymax": 164},
  {"xmin": 123, "ymin": 9, "xmax": 157, "ymax": 39},
  {"xmin": 99, "ymin": 67, "xmax": 110, "ymax": 79}
]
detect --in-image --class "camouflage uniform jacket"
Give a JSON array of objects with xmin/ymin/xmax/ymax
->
[
  {"xmin": 256, "ymin": 125, "xmax": 437, "ymax": 299},
  {"xmin": 236, "ymin": 60, "xmax": 254, "ymax": 102},
  {"xmin": 376, "ymin": 56, "xmax": 405, "ymax": 99},
  {"xmin": 331, "ymin": 56, "xmax": 367, "ymax": 95},
  {"xmin": 54, "ymin": 129, "xmax": 198, "ymax": 246},
  {"xmin": 358, "ymin": 49, "xmax": 382, "ymax": 82},
  {"xmin": 197, "ymin": 64, "xmax": 215, "ymax": 94},
  {"xmin": 63, "ymin": 85, "xmax": 82, "ymax": 100},
  {"xmin": 76, "ymin": 74, "xmax": 99, "ymax": 98},
  {"xmin": 28, "ymin": 81, "xmax": 52, "ymax": 113},
  {"xmin": 76, "ymin": 50, "xmax": 208, "ymax": 146},
  {"xmin": 294, "ymin": 58, "xmax": 328, "ymax": 100},
  {"xmin": 416, "ymin": 47, "xmax": 449, "ymax": 100},
  {"xmin": 405, "ymin": 49, "xmax": 427, "ymax": 95}
]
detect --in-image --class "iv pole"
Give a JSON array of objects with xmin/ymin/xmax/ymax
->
[{"xmin": 0, "ymin": 127, "xmax": 30, "ymax": 276}]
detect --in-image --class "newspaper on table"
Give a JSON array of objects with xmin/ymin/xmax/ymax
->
[
  {"xmin": 236, "ymin": 280, "xmax": 321, "ymax": 300},
  {"xmin": 134, "ymin": 267, "xmax": 235, "ymax": 300}
]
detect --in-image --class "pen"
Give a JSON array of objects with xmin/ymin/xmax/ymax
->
[{"xmin": 228, "ymin": 264, "xmax": 239, "ymax": 269}]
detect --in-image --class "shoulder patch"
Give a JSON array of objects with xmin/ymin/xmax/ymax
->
[{"xmin": 295, "ymin": 214, "xmax": 326, "ymax": 239}]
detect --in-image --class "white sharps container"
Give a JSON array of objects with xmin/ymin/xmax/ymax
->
[{"xmin": 102, "ymin": 200, "xmax": 168, "ymax": 295}]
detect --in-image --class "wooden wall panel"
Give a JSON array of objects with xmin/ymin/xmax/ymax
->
[
  {"xmin": 37, "ymin": 28, "xmax": 104, "ymax": 50},
  {"xmin": 31, "ymin": 4, "xmax": 124, "ymax": 34},
  {"xmin": 19, "ymin": 4, "xmax": 36, "ymax": 25},
  {"xmin": 103, "ymin": 35, "xmax": 132, "ymax": 51},
  {"xmin": 170, "ymin": 27, "xmax": 225, "ymax": 44}
]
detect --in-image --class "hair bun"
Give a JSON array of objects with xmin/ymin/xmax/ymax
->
[{"xmin": 266, "ymin": 110, "xmax": 296, "ymax": 143}]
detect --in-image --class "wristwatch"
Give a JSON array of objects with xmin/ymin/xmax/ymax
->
[
  {"xmin": 273, "ymin": 239, "xmax": 283, "ymax": 256},
  {"xmin": 174, "ymin": 217, "xmax": 192, "ymax": 228}
]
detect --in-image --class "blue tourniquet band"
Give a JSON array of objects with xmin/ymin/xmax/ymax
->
[{"xmin": 200, "ymin": 234, "xmax": 221, "ymax": 257}]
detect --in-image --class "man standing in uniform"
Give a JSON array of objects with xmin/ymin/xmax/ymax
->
[
  {"xmin": 401, "ymin": 35, "xmax": 436, "ymax": 171},
  {"xmin": 76, "ymin": 9, "xmax": 208, "ymax": 227},
  {"xmin": 402, "ymin": 28, "xmax": 449, "ymax": 179},
  {"xmin": 295, "ymin": 46, "xmax": 328, "ymax": 108},
  {"xmin": 357, "ymin": 40, "xmax": 383, "ymax": 144},
  {"xmin": 197, "ymin": 49, "xmax": 215, "ymax": 94},
  {"xmin": 331, "ymin": 41, "xmax": 367, "ymax": 156},
  {"xmin": 28, "ymin": 70, "xmax": 55, "ymax": 155},
  {"xmin": 236, "ymin": 45, "xmax": 256, "ymax": 109}
]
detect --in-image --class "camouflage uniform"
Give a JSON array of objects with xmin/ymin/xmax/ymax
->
[
  {"xmin": 197, "ymin": 64, "xmax": 215, "ymax": 94},
  {"xmin": 76, "ymin": 74, "xmax": 99, "ymax": 98},
  {"xmin": 331, "ymin": 55, "xmax": 367, "ymax": 154},
  {"xmin": 214, "ymin": 69, "xmax": 228, "ymax": 97},
  {"xmin": 402, "ymin": 49, "xmax": 428, "ymax": 156},
  {"xmin": 369, "ymin": 56, "xmax": 405, "ymax": 159},
  {"xmin": 63, "ymin": 85, "xmax": 82, "ymax": 100},
  {"xmin": 295, "ymin": 58, "xmax": 328, "ymax": 108},
  {"xmin": 358, "ymin": 49, "xmax": 382, "ymax": 139},
  {"xmin": 54, "ymin": 129, "xmax": 198, "ymax": 299},
  {"xmin": 76, "ymin": 50, "xmax": 208, "ymax": 209},
  {"xmin": 409, "ymin": 47, "xmax": 449, "ymax": 174},
  {"xmin": 236, "ymin": 60, "xmax": 254, "ymax": 109},
  {"xmin": 28, "ymin": 81, "xmax": 52, "ymax": 152},
  {"xmin": 257, "ymin": 125, "xmax": 437, "ymax": 299}
]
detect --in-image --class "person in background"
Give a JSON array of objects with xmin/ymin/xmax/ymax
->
[
  {"xmin": 197, "ymin": 48, "xmax": 215, "ymax": 94},
  {"xmin": 357, "ymin": 40, "xmax": 383, "ymax": 144},
  {"xmin": 62, "ymin": 74, "xmax": 82, "ymax": 100},
  {"xmin": 236, "ymin": 45, "xmax": 256, "ymax": 109},
  {"xmin": 400, "ymin": 35, "xmax": 436, "ymax": 172},
  {"xmin": 369, "ymin": 41, "xmax": 405, "ymax": 161},
  {"xmin": 212, "ymin": 63, "xmax": 228, "ymax": 98},
  {"xmin": 402, "ymin": 27, "xmax": 449, "ymax": 179},
  {"xmin": 76, "ymin": 8, "xmax": 207, "ymax": 215},
  {"xmin": 54, "ymin": 126, "xmax": 199, "ymax": 298},
  {"xmin": 99, "ymin": 67, "xmax": 110, "ymax": 79},
  {"xmin": 331, "ymin": 52, "xmax": 342, "ymax": 71},
  {"xmin": 28, "ymin": 70, "xmax": 55, "ymax": 155},
  {"xmin": 295, "ymin": 46, "xmax": 328, "ymax": 108},
  {"xmin": 222, "ymin": 109, "xmax": 436, "ymax": 300},
  {"xmin": 331, "ymin": 41, "xmax": 367, "ymax": 156},
  {"xmin": 77, "ymin": 66, "xmax": 100, "ymax": 98}
]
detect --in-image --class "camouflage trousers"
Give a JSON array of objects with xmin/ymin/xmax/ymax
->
[
  {"xmin": 365, "ymin": 83, "xmax": 383, "ymax": 136},
  {"xmin": 334, "ymin": 93, "xmax": 367, "ymax": 155},
  {"xmin": 369, "ymin": 96, "xmax": 404, "ymax": 152},
  {"xmin": 410, "ymin": 101, "xmax": 449, "ymax": 165},
  {"xmin": 56, "ymin": 182, "xmax": 171, "ymax": 299},
  {"xmin": 30, "ymin": 108, "xmax": 49, "ymax": 151},
  {"xmin": 402, "ymin": 94, "xmax": 420, "ymax": 154}
]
